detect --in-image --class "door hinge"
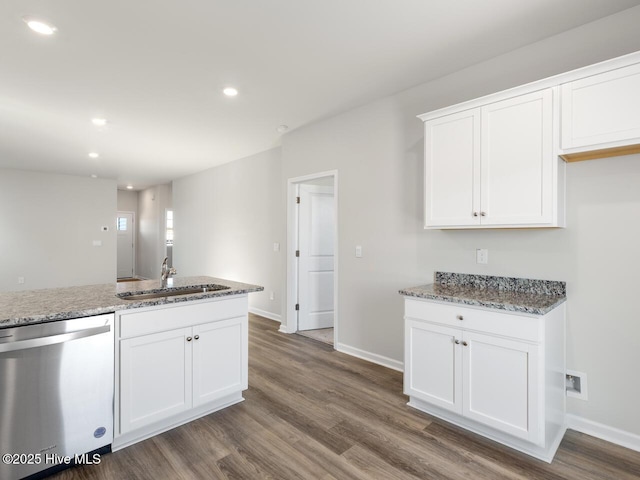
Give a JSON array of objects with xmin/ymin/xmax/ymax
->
[
  {"xmin": 295, "ymin": 250, "xmax": 300, "ymax": 257},
  {"xmin": 296, "ymin": 196, "xmax": 300, "ymax": 204},
  {"xmin": 295, "ymin": 304, "xmax": 299, "ymax": 311}
]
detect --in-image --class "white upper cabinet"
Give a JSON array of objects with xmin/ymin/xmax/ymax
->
[
  {"xmin": 561, "ymin": 62, "xmax": 640, "ymax": 156},
  {"xmin": 424, "ymin": 109, "xmax": 480, "ymax": 227},
  {"xmin": 423, "ymin": 88, "xmax": 564, "ymax": 229},
  {"xmin": 419, "ymin": 50, "xmax": 640, "ymax": 229}
]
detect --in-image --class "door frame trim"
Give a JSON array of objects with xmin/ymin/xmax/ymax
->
[{"xmin": 283, "ymin": 170, "xmax": 338, "ymax": 348}]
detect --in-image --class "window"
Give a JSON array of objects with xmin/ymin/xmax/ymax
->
[
  {"xmin": 166, "ymin": 210, "xmax": 174, "ymax": 246},
  {"xmin": 117, "ymin": 216, "xmax": 128, "ymax": 231}
]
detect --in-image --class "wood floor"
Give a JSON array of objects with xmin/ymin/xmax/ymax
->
[{"xmin": 51, "ymin": 314, "xmax": 640, "ymax": 480}]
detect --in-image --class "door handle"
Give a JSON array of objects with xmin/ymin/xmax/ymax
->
[{"xmin": 0, "ymin": 325, "xmax": 111, "ymax": 353}]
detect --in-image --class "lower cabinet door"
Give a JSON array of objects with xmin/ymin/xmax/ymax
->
[
  {"xmin": 192, "ymin": 316, "xmax": 247, "ymax": 407},
  {"xmin": 462, "ymin": 331, "xmax": 540, "ymax": 442},
  {"xmin": 405, "ymin": 320, "xmax": 462, "ymax": 413},
  {"xmin": 119, "ymin": 327, "xmax": 192, "ymax": 434}
]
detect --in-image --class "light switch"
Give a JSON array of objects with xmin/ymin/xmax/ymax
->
[
  {"xmin": 273, "ymin": 242, "xmax": 280, "ymax": 252},
  {"xmin": 93, "ymin": 240, "xmax": 103, "ymax": 247},
  {"xmin": 355, "ymin": 245, "xmax": 363, "ymax": 258}
]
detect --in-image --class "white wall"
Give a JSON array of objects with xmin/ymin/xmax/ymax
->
[
  {"xmin": 281, "ymin": 6, "xmax": 640, "ymax": 437},
  {"xmin": 117, "ymin": 189, "xmax": 138, "ymax": 213},
  {"xmin": 173, "ymin": 148, "xmax": 284, "ymax": 318},
  {"xmin": 0, "ymin": 169, "xmax": 117, "ymax": 291},
  {"xmin": 169, "ymin": 6, "xmax": 640, "ymax": 439},
  {"xmin": 136, "ymin": 184, "xmax": 171, "ymax": 279}
]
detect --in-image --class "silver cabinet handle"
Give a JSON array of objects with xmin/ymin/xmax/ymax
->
[
  {"xmin": 473, "ymin": 212, "xmax": 478, "ymax": 217},
  {"xmin": 186, "ymin": 336, "xmax": 192, "ymax": 342},
  {"xmin": 454, "ymin": 339, "xmax": 460, "ymax": 345},
  {"xmin": 456, "ymin": 315, "xmax": 464, "ymax": 321},
  {"xmin": 462, "ymin": 341, "xmax": 468, "ymax": 347},
  {"xmin": 480, "ymin": 212, "xmax": 486, "ymax": 217},
  {"xmin": 194, "ymin": 335, "xmax": 200, "ymax": 340}
]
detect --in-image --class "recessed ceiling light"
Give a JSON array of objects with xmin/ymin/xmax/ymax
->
[
  {"xmin": 92, "ymin": 118, "xmax": 107, "ymax": 127},
  {"xmin": 276, "ymin": 125, "xmax": 289, "ymax": 133},
  {"xmin": 126, "ymin": 185, "xmax": 133, "ymax": 190},
  {"xmin": 91, "ymin": 174, "xmax": 98, "ymax": 178},
  {"xmin": 223, "ymin": 87, "xmax": 238, "ymax": 97},
  {"xmin": 88, "ymin": 152, "xmax": 99, "ymax": 158},
  {"xmin": 22, "ymin": 16, "xmax": 57, "ymax": 35}
]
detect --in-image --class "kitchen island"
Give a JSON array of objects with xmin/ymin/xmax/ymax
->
[
  {"xmin": 0, "ymin": 276, "xmax": 263, "ymax": 477},
  {"xmin": 0, "ymin": 276, "xmax": 263, "ymax": 328}
]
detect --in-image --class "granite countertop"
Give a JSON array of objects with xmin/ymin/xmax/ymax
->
[
  {"xmin": 399, "ymin": 272, "xmax": 566, "ymax": 315},
  {"xmin": 0, "ymin": 276, "xmax": 263, "ymax": 329}
]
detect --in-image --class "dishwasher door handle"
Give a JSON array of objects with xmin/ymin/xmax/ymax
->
[{"xmin": 0, "ymin": 325, "xmax": 111, "ymax": 353}]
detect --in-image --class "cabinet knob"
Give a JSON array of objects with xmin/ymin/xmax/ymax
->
[
  {"xmin": 462, "ymin": 341, "xmax": 468, "ymax": 347},
  {"xmin": 454, "ymin": 339, "xmax": 460, "ymax": 345},
  {"xmin": 194, "ymin": 335, "xmax": 200, "ymax": 340},
  {"xmin": 480, "ymin": 212, "xmax": 486, "ymax": 217},
  {"xmin": 456, "ymin": 315, "xmax": 464, "ymax": 321},
  {"xmin": 473, "ymin": 212, "xmax": 479, "ymax": 217},
  {"xmin": 186, "ymin": 336, "xmax": 192, "ymax": 342}
]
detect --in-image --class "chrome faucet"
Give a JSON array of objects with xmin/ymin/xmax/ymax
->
[{"xmin": 161, "ymin": 257, "xmax": 177, "ymax": 284}]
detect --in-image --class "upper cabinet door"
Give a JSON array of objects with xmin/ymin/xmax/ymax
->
[
  {"xmin": 561, "ymin": 62, "xmax": 640, "ymax": 151},
  {"xmin": 481, "ymin": 89, "xmax": 553, "ymax": 226},
  {"xmin": 424, "ymin": 108, "xmax": 481, "ymax": 228},
  {"xmin": 422, "ymin": 88, "xmax": 561, "ymax": 229}
]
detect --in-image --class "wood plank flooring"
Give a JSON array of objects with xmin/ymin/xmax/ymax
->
[{"xmin": 51, "ymin": 314, "xmax": 640, "ymax": 480}]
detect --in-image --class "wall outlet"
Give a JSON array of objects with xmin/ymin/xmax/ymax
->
[
  {"xmin": 18, "ymin": 276, "xmax": 25, "ymax": 284},
  {"xmin": 273, "ymin": 242, "xmax": 280, "ymax": 252},
  {"xmin": 566, "ymin": 370, "xmax": 588, "ymax": 400},
  {"xmin": 476, "ymin": 248, "xmax": 488, "ymax": 264},
  {"xmin": 269, "ymin": 291, "xmax": 275, "ymax": 300},
  {"xmin": 92, "ymin": 240, "xmax": 103, "ymax": 247}
]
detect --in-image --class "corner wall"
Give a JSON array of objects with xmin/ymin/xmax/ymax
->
[
  {"xmin": 136, "ymin": 184, "xmax": 171, "ymax": 279},
  {"xmin": 172, "ymin": 148, "xmax": 284, "ymax": 318},
  {"xmin": 0, "ymin": 169, "xmax": 117, "ymax": 291}
]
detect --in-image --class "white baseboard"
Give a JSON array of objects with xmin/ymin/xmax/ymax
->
[
  {"xmin": 336, "ymin": 342, "xmax": 404, "ymax": 372},
  {"xmin": 566, "ymin": 414, "xmax": 640, "ymax": 452},
  {"xmin": 248, "ymin": 307, "xmax": 281, "ymax": 323},
  {"xmin": 278, "ymin": 323, "xmax": 296, "ymax": 334}
]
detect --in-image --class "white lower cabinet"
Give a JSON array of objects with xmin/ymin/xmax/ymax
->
[
  {"xmin": 114, "ymin": 296, "xmax": 248, "ymax": 450},
  {"xmin": 120, "ymin": 327, "xmax": 193, "ymax": 433},
  {"xmin": 404, "ymin": 298, "xmax": 565, "ymax": 462}
]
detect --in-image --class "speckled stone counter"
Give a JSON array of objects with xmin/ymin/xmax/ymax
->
[
  {"xmin": 0, "ymin": 276, "xmax": 263, "ymax": 329},
  {"xmin": 399, "ymin": 272, "xmax": 565, "ymax": 315}
]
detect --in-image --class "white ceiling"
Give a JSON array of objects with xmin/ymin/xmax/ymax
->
[{"xmin": 1, "ymin": 1, "xmax": 639, "ymax": 190}]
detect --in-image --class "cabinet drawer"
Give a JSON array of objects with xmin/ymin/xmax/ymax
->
[
  {"xmin": 119, "ymin": 296, "xmax": 247, "ymax": 338},
  {"xmin": 404, "ymin": 299, "xmax": 540, "ymax": 342}
]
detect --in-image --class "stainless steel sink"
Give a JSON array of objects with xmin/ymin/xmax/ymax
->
[{"xmin": 117, "ymin": 285, "xmax": 230, "ymax": 301}]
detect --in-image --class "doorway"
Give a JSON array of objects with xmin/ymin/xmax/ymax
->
[
  {"xmin": 285, "ymin": 171, "xmax": 338, "ymax": 347},
  {"xmin": 116, "ymin": 211, "xmax": 135, "ymax": 279}
]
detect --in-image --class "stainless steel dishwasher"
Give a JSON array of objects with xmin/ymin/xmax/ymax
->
[{"xmin": 0, "ymin": 314, "xmax": 114, "ymax": 480}]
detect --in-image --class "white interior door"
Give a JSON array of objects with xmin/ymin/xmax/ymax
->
[
  {"xmin": 117, "ymin": 212, "xmax": 135, "ymax": 279},
  {"xmin": 298, "ymin": 185, "xmax": 335, "ymax": 331}
]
